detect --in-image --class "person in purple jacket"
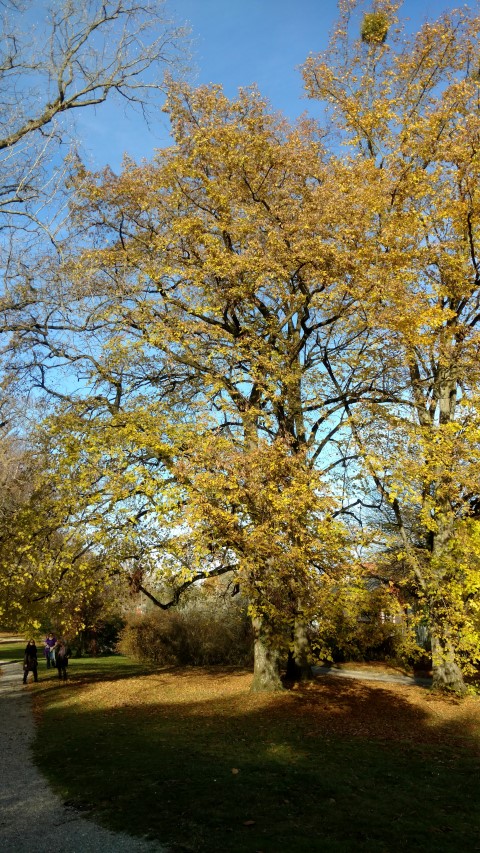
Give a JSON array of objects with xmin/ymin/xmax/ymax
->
[{"xmin": 44, "ymin": 632, "xmax": 57, "ymax": 669}]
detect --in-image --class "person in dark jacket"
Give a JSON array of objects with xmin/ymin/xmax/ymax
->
[
  {"xmin": 54, "ymin": 639, "xmax": 70, "ymax": 680},
  {"xmin": 23, "ymin": 639, "xmax": 38, "ymax": 684}
]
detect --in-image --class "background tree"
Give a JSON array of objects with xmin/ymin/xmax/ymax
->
[
  {"xmin": 0, "ymin": 0, "xmax": 187, "ymax": 217},
  {"xmin": 0, "ymin": 440, "xmax": 113, "ymax": 634},
  {"xmin": 303, "ymin": 0, "xmax": 480, "ymax": 692},
  {"xmin": 0, "ymin": 0, "xmax": 188, "ymax": 381},
  {"xmin": 0, "ymin": 0, "xmax": 188, "ymax": 629}
]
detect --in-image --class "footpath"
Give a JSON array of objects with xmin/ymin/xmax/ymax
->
[
  {"xmin": 313, "ymin": 664, "xmax": 432, "ymax": 687},
  {"xmin": 0, "ymin": 660, "xmax": 168, "ymax": 853}
]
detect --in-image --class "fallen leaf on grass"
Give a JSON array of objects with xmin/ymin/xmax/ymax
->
[
  {"xmin": 243, "ymin": 819, "xmax": 255, "ymax": 826},
  {"xmin": 231, "ymin": 767, "xmax": 240, "ymax": 774}
]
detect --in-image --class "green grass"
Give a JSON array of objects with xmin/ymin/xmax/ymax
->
[
  {"xmin": 32, "ymin": 657, "xmax": 480, "ymax": 853},
  {"xmin": 0, "ymin": 641, "xmax": 25, "ymax": 662}
]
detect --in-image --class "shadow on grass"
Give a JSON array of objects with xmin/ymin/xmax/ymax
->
[
  {"xmin": 0, "ymin": 642, "xmax": 26, "ymax": 662},
  {"xmin": 32, "ymin": 664, "xmax": 480, "ymax": 853}
]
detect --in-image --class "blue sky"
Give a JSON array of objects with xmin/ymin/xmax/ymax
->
[{"xmin": 77, "ymin": 0, "xmax": 464, "ymax": 171}]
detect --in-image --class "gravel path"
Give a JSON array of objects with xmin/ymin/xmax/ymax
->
[
  {"xmin": 0, "ymin": 661, "xmax": 169, "ymax": 853},
  {"xmin": 313, "ymin": 664, "xmax": 432, "ymax": 686}
]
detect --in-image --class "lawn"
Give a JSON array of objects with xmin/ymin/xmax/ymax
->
[
  {"xmin": 31, "ymin": 657, "xmax": 480, "ymax": 853},
  {"xmin": 0, "ymin": 639, "xmax": 26, "ymax": 662}
]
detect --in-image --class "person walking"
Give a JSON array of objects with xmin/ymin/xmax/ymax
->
[
  {"xmin": 54, "ymin": 639, "xmax": 70, "ymax": 681},
  {"xmin": 23, "ymin": 639, "xmax": 39, "ymax": 684},
  {"xmin": 44, "ymin": 632, "xmax": 57, "ymax": 668}
]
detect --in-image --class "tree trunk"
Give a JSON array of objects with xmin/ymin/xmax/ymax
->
[
  {"xmin": 429, "ymin": 506, "xmax": 466, "ymax": 695},
  {"xmin": 285, "ymin": 617, "xmax": 313, "ymax": 682},
  {"xmin": 430, "ymin": 628, "xmax": 466, "ymax": 695},
  {"xmin": 250, "ymin": 615, "xmax": 284, "ymax": 692}
]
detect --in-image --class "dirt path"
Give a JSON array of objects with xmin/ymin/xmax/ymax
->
[{"xmin": 0, "ymin": 661, "xmax": 169, "ymax": 853}]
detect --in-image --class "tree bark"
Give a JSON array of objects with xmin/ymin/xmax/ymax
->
[
  {"xmin": 250, "ymin": 615, "xmax": 284, "ymax": 692},
  {"xmin": 429, "ymin": 507, "xmax": 467, "ymax": 695},
  {"xmin": 430, "ymin": 627, "xmax": 466, "ymax": 694},
  {"xmin": 285, "ymin": 616, "xmax": 314, "ymax": 682}
]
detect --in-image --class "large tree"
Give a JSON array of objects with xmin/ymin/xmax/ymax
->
[
  {"xmin": 303, "ymin": 0, "xmax": 480, "ymax": 691},
  {"xmin": 19, "ymin": 84, "xmax": 373, "ymax": 689}
]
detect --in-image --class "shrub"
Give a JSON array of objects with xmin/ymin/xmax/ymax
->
[{"xmin": 118, "ymin": 595, "xmax": 253, "ymax": 667}]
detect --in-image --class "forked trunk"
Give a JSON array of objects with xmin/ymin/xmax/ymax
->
[{"xmin": 250, "ymin": 615, "xmax": 283, "ymax": 692}]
